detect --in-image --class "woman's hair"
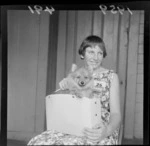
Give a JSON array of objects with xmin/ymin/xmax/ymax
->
[{"xmin": 78, "ymin": 35, "xmax": 107, "ymax": 59}]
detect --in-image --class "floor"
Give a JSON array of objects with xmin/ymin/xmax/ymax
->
[
  {"xmin": 7, "ymin": 139, "xmax": 27, "ymax": 146},
  {"xmin": 122, "ymin": 138, "xmax": 143, "ymax": 145},
  {"xmin": 7, "ymin": 138, "xmax": 143, "ymax": 146}
]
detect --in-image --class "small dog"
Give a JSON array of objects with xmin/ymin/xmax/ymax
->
[{"xmin": 55, "ymin": 65, "xmax": 94, "ymax": 98}]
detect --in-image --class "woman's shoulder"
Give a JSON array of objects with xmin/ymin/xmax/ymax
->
[
  {"xmin": 99, "ymin": 68, "xmax": 118, "ymax": 81},
  {"xmin": 108, "ymin": 70, "xmax": 119, "ymax": 84},
  {"xmin": 96, "ymin": 67, "xmax": 115, "ymax": 74}
]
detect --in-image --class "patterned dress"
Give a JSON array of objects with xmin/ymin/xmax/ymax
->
[{"xmin": 27, "ymin": 70, "xmax": 119, "ymax": 145}]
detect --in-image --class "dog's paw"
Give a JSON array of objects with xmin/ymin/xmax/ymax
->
[
  {"xmin": 70, "ymin": 90, "xmax": 82, "ymax": 98},
  {"xmin": 75, "ymin": 93, "xmax": 82, "ymax": 98}
]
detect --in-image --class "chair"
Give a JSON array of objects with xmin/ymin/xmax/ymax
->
[{"xmin": 118, "ymin": 124, "xmax": 123, "ymax": 144}]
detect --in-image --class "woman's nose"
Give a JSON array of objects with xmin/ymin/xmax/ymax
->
[{"xmin": 93, "ymin": 53, "xmax": 98, "ymax": 59}]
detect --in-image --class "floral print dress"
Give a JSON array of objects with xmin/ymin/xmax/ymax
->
[{"xmin": 27, "ymin": 70, "xmax": 119, "ymax": 145}]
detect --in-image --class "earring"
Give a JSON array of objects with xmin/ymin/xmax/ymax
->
[{"xmin": 80, "ymin": 55, "xmax": 84, "ymax": 59}]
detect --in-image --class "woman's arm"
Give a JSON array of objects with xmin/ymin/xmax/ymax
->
[
  {"xmin": 105, "ymin": 73, "xmax": 122, "ymax": 137},
  {"xmin": 82, "ymin": 72, "xmax": 122, "ymax": 143}
]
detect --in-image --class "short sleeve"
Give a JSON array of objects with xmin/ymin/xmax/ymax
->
[{"xmin": 108, "ymin": 70, "xmax": 115, "ymax": 85}]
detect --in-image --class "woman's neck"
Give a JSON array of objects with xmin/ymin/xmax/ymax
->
[{"xmin": 84, "ymin": 64, "xmax": 105, "ymax": 73}]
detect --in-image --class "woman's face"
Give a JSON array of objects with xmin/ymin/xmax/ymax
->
[{"xmin": 84, "ymin": 45, "xmax": 104, "ymax": 70}]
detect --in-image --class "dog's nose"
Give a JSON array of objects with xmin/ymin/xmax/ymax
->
[{"xmin": 81, "ymin": 81, "xmax": 84, "ymax": 85}]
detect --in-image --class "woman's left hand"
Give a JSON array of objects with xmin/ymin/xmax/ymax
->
[{"xmin": 82, "ymin": 122, "xmax": 108, "ymax": 143}]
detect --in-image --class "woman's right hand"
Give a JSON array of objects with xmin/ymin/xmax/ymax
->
[
  {"xmin": 59, "ymin": 63, "xmax": 80, "ymax": 90},
  {"xmin": 59, "ymin": 78, "xmax": 70, "ymax": 90}
]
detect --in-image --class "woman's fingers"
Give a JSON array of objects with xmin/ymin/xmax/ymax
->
[
  {"xmin": 59, "ymin": 79, "xmax": 63, "ymax": 89},
  {"xmin": 82, "ymin": 123, "xmax": 108, "ymax": 143},
  {"xmin": 82, "ymin": 127, "xmax": 102, "ymax": 142},
  {"xmin": 83, "ymin": 127, "xmax": 101, "ymax": 135},
  {"xmin": 83, "ymin": 132, "xmax": 100, "ymax": 143},
  {"xmin": 59, "ymin": 78, "xmax": 69, "ymax": 90}
]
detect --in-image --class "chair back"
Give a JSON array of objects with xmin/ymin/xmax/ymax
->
[{"xmin": 45, "ymin": 94, "xmax": 101, "ymax": 136}]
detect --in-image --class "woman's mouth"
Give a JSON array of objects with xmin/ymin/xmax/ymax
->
[{"xmin": 90, "ymin": 61, "xmax": 98, "ymax": 64}]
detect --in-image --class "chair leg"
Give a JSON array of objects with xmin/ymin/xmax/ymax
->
[{"xmin": 118, "ymin": 125, "xmax": 123, "ymax": 145}]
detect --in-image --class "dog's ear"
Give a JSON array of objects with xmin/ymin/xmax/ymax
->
[
  {"xmin": 71, "ymin": 64, "xmax": 78, "ymax": 72},
  {"xmin": 88, "ymin": 66, "xmax": 94, "ymax": 74},
  {"xmin": 67, "ymin": 64, "xmax": 78, "ymax": 77}
]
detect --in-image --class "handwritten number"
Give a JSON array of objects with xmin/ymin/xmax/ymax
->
[
  {"xmin": 110, "ymin": 5, "xmax": 117, "ymax": 14},
  {"xmin": 99, "ymin": 5, "xmax": 107, "ymax": 15},
  {"xmin": 99, "ymin": 4, "xmax": 132, "ymax": 15},
  {"xmin": 127, "ymin": 7, "xmax": 133, "ymax": 15},
  {"xmin": 117, "ymin": 5, "xmax": 124, "ymax": 15},
  {"xmin": 28, "ymin": 5, "xmax": 55, "ymax": 15},
  {"xmin": 34, "ymin": 5, "xmax": 43, "ymax": 15},
  {"xmin": 44, "ymin": 6, "xmax": 55, "ymax": 15},
  {"xmin": 28, "ymin": 6, "xmax": 34, "ymax": 14}
]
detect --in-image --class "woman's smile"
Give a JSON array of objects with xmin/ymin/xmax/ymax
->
[
  {"xmin": 84, "ymin": 45, "xmax": 104, "ymax": 71},
  {"xmin": 89, "ymin": 61, "xmax": 99, "ymax": 65},
  {"xmin": 90, "ymin": 60, "xmax": 99, "ymax": 63}
]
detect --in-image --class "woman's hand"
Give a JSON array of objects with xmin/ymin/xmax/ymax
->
[
  {"xmin": 82, "ymin": 123, "xmax": 108, "ymax": 144},
  {"xmin": 59, "ymin": 78, "xmax": 70, "ymax": 90},
  {"xmin": 59, "ymin": 64, "xmax": 79, "ymax": 90}
]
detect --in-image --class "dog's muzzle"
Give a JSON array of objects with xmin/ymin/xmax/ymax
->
[{"xmin": 79, "ymin": 81, "xmax": 85, "ymax": 87}]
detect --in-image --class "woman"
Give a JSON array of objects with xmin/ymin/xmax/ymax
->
[{"xmin": 27, "ymin": 35, "xmax": 121, "ymax": 145}]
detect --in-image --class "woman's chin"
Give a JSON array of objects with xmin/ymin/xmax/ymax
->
[
  {"xmin": 91, "ymin": 64, "xmax": 100, "ymax": 69},
  {"xmin": 85, "ymin": 63, "xmax": 101, "ymax": 70}
]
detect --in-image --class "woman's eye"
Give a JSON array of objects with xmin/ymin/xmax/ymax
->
[{"xmin": 99, "ymin": 52, "xmax": 103, "ymax": 55}]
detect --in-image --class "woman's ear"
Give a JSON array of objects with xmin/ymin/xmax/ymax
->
[{"xmin": 80, "ymin": 55, "xmax": 84, "ymax": 59}]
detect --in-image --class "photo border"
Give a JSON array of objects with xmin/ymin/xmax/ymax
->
[{"xmin": 0, "ymin": 2, "xmax": 149, "ymax": 145}]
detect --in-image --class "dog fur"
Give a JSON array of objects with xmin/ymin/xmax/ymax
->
[{"xmin": 55, "ymin": 66, "xmax": 94, "ymax": 98}]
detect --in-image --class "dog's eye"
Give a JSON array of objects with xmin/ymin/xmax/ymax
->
[
  {"xmin": 85, "ymin": 77, "xmax": 88, "ymax": 79},
  {"xmin": 77, "ymin": 76, "xmax": 80, "ymax": 79}
]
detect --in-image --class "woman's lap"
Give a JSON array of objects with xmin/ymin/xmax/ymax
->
[{"xmin": 27, "ymin": 130, "xmax": 119, "ymax": 145}]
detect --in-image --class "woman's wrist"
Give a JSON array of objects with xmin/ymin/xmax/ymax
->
[
  {"xmin": 105, "ymin": 124, "xmax": 113, "ymax": 137},
  {"xmin": 105, "ymin": 119, "xmax": 121, "ymax": 137}
]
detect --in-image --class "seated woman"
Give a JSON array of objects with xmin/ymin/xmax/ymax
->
[{"xmin": 27, "ymin": 35, "xmax": 121, "ymax": 145}]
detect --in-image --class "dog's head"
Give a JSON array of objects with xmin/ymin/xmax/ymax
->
[{"xmin": 69, "ymin": 67, "xmax": 92, "ymax": 87}]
